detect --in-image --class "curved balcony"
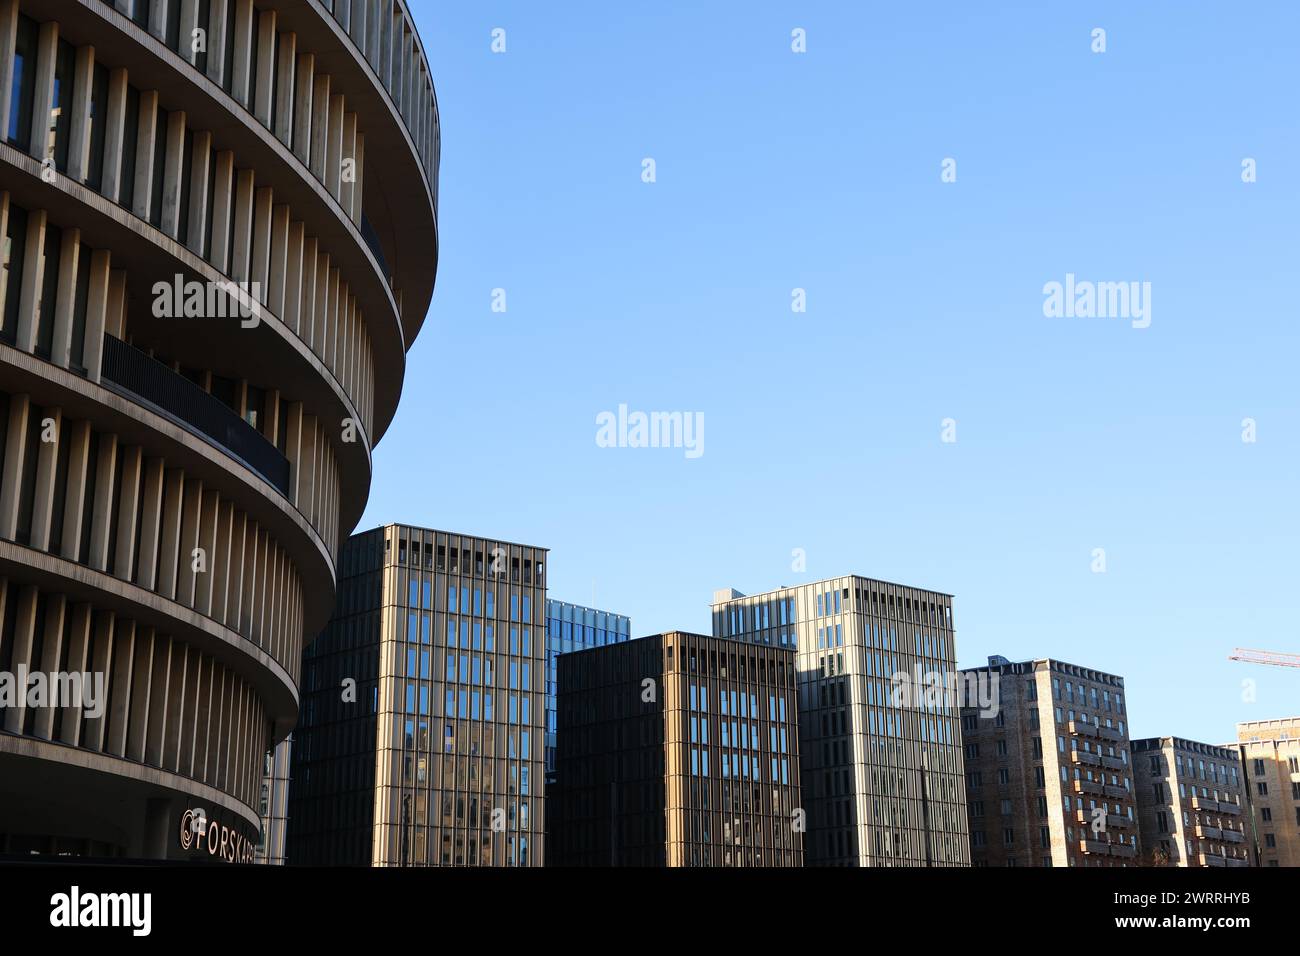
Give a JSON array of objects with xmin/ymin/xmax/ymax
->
[
  {"xmin": 100, "ymin": 334, "xmax": 291, "ymax": 497},
  {"xmin": 8, "ymin": 6, "xmax": 409, "ymax": 443}
]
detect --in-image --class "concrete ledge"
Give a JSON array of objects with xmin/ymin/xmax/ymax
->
[
  {"xmin": 0, "ymin": 344, "xmax": 337, "ymax": 639},
  {"xmin": 0, "ymin": 736, "xmax": 262, "ymax": 849},
  {"xmin": 0, "ymin": 538, "xmax": 300, "ymax": 737},
  {"xmin": 0, "ymin": 147, "xmax": 375, "ymax": 543},
  {"xmin": 27, "ymin": 0, "xmax": 417, "ymax": 443}
]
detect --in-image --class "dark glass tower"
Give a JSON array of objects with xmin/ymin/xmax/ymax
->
[{"xmin": 551, "ymin": 631, "xmax": 803, "ymax": 866}]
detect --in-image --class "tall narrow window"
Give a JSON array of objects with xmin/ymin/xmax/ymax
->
[
  {"xmin": 1, "ymin": 203, "xmax": 29, "ymax": 343},
  {"xmin": 195, "ymin": 0, "xmax": 213, "ymax": 75},
  {"xmin": 35, "ymin": 222, "xmax": 63, "ymax": 358},
  {"xmin": 7, "ymin": 16, "xmax": 37, "ymax": 151},
  {"xmin": 149, "ymin": 107, "xmax": 167, "ymax": 227},
  {"xmin": 119, "ymin": 85, "xmax": 140, "ymax": 211},
  {"xmin": 50, "ymin": 39, "xmax": 75, "ymax": 171},
  {"xmin": 69, "ymin": 242, "xmax": 91, "ymax": 372},
  {"xmin": 86, "ymin": 63, "xmax": 109, "ymax": 190}
]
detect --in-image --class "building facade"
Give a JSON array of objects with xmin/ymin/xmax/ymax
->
[
  {"xmin": 960, "ymin": 656, "xmax": 1138, "ymax": 867},
  {"xmin": 544, "ymin": 599, "xmax": 629, "ymax": 787},
  {"xmin": 0, "ymin": 0, "xmax": 439, "ymax": 859},
  {"xmin": 287, "ymin": 525, "xmax": 548, "ymax": 866},
  {"xmin": 552, "ymin": 631, "xmax": 802, "ymax": 866},
  {"xmin": 253, "ymin": 734, "xmax": 292, "ymax": 864},
  {"xmin": 711, "ymin": 577, "xmax": 969, "ymax": 866},
  {"xmin": 1131, "ymin": 736, "xmax": 1249, "ymax": 867},
  {"xmin": 1234, "ymin": 717, "xmax": 1300, "ymax": 867}
]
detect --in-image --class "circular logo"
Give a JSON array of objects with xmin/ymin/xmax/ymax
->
[{"xmin": 179, "ymin": 809, "xmax": 194, "ymax": 849}]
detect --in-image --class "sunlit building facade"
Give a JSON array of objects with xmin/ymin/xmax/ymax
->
[
  {"xmin": 1234, "ymin": 717, "xmax": 1300, "ymax": 867},
  {"xmin": 288, "ymin": 525, "xmax": 548, "ymax": 866},
  {"xmin": 961, "ymin": 656, "xmax": 1137, "ymax": 867},
  {"xmin": 1132, "ymin": 735, "xmax": 1249, "ymax": 867},
  {"xmin": 0, "ymin": 0, "xmax": 438, "ymax": 859},
  {"xmin": 712, "ymin": 577, "xmax": 969, "ymax": 866},
  {"xmin": 551, "ymin": 631, "xmax": 802, "ymax": 866}
]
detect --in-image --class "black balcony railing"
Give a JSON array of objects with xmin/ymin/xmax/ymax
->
[
  {"xmin": 360, "ymin": 212, "xmax": 390, "ymax": 283},
  {"xmin": 100, "ymin": 334, "xmax": 292, "ymax": 497}
]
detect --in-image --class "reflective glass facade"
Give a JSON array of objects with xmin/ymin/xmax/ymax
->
[
  {"xmin": 544, "ymin": 600, "xmax": 630, "ymax": 785},
  {"xmin": 289, "ymin": 525, "xmax": 548, "ymax": 865}
]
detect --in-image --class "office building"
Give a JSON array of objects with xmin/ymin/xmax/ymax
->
[
  {"xmin": 544, "ymin": 599, "xmax": 630, "ymax": 786},
  {"xmin": 1234, "ymin": 717, "xmax": 1300, "ymax": 867},
  {"xmin": 551, "ymin": 631, "xmax": 802, "ymax": 866},
  {"xmin": 1131, "ymin": 736, "xmax": 1248, "ymax": 866},
  {"xmin": 0, "ymin": 1, "xmax": 439, "ymax": 859},
  {"xmin": 287, "ymin": 525, "xmax": 548, "ymax": 866},
  {"xmin": 711, "ymin": 578, "xmax": 969, "ymax": 866},
  {"xmin": 960, "ymin": 656, "xmax": 1137, "ymax": 867}
]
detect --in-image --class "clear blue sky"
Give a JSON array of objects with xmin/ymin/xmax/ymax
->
[{"xmin": 363, "ymin": 2, "xmax": 1300, "ymax": 745}]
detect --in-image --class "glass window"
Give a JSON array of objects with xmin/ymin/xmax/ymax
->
[
  {"xmin": 2, "ymin": 203, "xmax": 28, "ymax": 343},
  {"xmin": 34, "ymin": 222, "xmax": 60, "ymax": 357},
  {"xmin": 119, "ymin": 85, "xmax": 140, "ymax": 210},
  {"xmin": 7, "ymin": 16, "xmax": 37, "ymax": 151},
  {"xmin": 50, "ymin": 38, "xmax": 74, "ymax": 171}
]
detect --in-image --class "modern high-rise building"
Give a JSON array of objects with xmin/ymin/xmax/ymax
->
[
  {"xmin": 543, "ymin": 598, "xmax": 630, "ymax": 787},
  {"xmin": 711, "ymin": 577, "xmax": 969, "ymax": 866},
  {"xmin": 1233, "ymin": 717, "xmax": 1300, "ymax": 867},
  {"xmin": 1131, "ymin": 736, "xmax": 1249, "ymax": 867},
  {"xmin": 551, "ymin": 631, "xmax": 802, "ymax": 866},
  {"xmin": 287, "ymin": 525, "xmax": 548, "ymax": 866},
  {"xmin": 959, "ymin": 656, "xmax": 1138, "ymax": 867},
  {"xmin": 0, "ymin": 1, "xmax": 439, "ymax": 859}
]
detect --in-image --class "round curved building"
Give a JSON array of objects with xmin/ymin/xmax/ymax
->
[{"xmin": 0, "ymin": 0, "xmax": 438, "ymax": 860}]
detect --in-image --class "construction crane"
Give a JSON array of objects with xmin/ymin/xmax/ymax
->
[{"xmin": 1229, "ymin": 648, "xmax": 1300, "ymax": 668}]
